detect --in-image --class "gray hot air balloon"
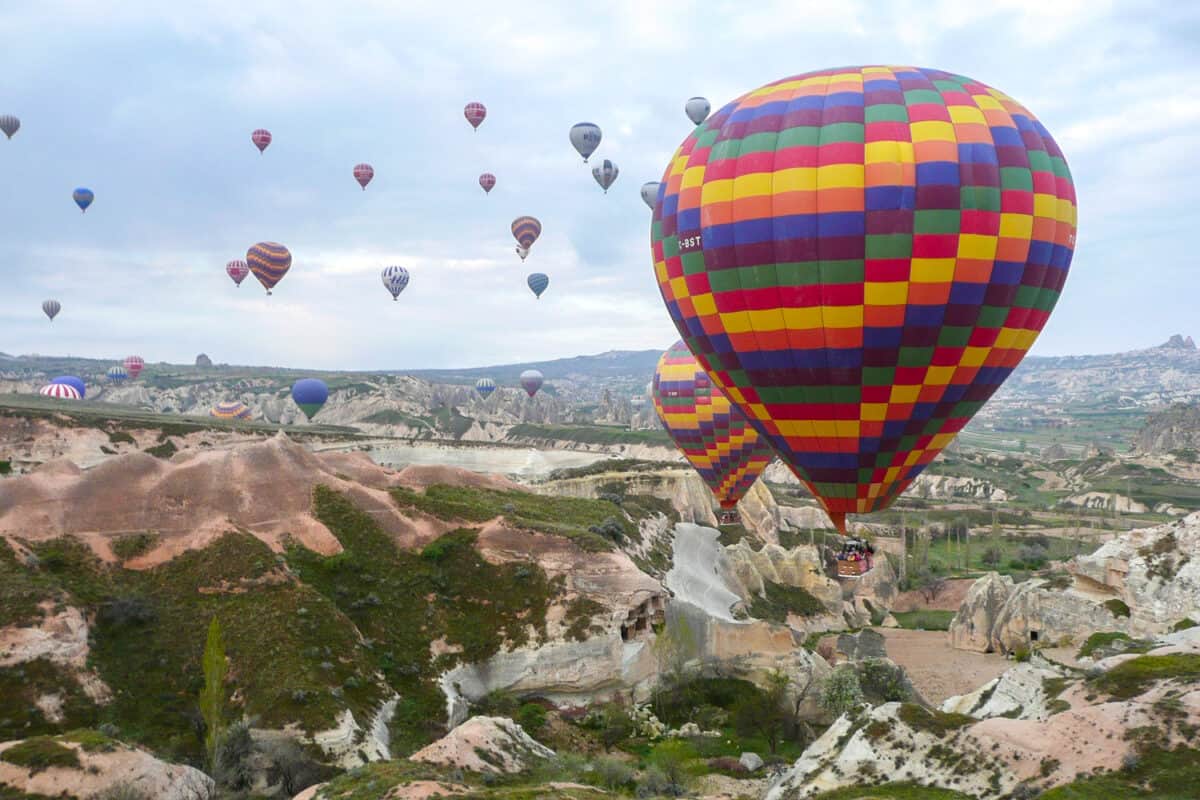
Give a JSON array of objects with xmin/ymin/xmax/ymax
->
[
  {"xmin": 527, "ymin": 272, "xmax": 549, "ymax": 299},
  {"xmin": 640, "ymin": 181, "xmax": 661, "ymax": 209},
  {"xmin": 569, "ymin": 122, "xmax": 602, "ymax": 162},
  {"xmin": 591, "ymin": 159, "xmax": 619, "ymax": 194},
  {"xmin": 0, "ymin": 115, "xmax": 19, "ymax": 140},
  {"xmin": 42, "ymin": 299, "xmax": 61, "ymax": 321},
  {"xmin": 685, "ymin": 97, "xmax": 711, "ymax": 125},
  {"xmin": 381, "ymin": 265, "xmax": 410, "ymax": 301}
]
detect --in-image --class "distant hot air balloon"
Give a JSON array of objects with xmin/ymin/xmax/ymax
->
[
  {"xmin": 211, "ymin": 400, "xmax": 252, "ymax": 420},
  {"xmin": 123, "ymin": 356, "xmax": 144, "ymax": 380},
  {"xmin": 640, "ymin": 181, "xmax": 660, "ymax": 210},
  {"xmin": 42, "ymin": 300, "xmax": 61, "ymax": 321},
  {"xmin": 382, "ymin": 266, "xmax": 410, "ymax": 301},
  {"xmin": 652, "ymin": 341, "xmax": 774, "ymax": 510},
  {"xmin": 479, "ymin": 173, "xmax": 496, "ymax": 194},
  {"xmin": 652, "ymin": 66, "xmax": 1078, "ymax": 533},
  {"xmin": 40, "ymin": 383, "xmax": 81, "ymax": 400},
  {"xmin": 569, "ymin": 122, "xmax": 602, "ymax": 162},
  {"xmin": 353, "ymin": 163, "xmax": 374, "ymax": 190},
  {"xmin": 519, "ymin": 369, "xmax": 544, "ymax": 398},
  {"xmin": 591, "ymin": 159, "xmax": 619, "ymax": 193},
  {"xmin": 0, "ymin": 115, "xmax": 19, "ymax": 140},
  {"xmin": 511, "ymin": 216, "xmax": 542, "ymax": 258},
  {"xmin": 684, "ymin": 96, "xmax": 711, "ymax": 125},
  {"xmin": 226, "ymin": 260, "xmax": 250, "ymax": 287},
  {"xmin": 527, "ymin": 273, "xmax": 549, "ymax": 299},
  {"xmin": 464, "ymin": 102, "xmax": 487, "ymax": 130},
  {"xmin": 252, "ymin": 129, "xmax": 272, "ymax": 153},
  {"xmin": 515, "ymin": 245, "xmax": 530, "ymax": 262},
  {"xmin": 49, "ymin": 376, "xmax": 85, "ymax": 398},
  {"xmin": 475, "ymin": 378, "xmax": 496, "ymax": 400},
  {"xmin": 246, "ymin": 242, "xmax": 292, "ymax": 295},
  {"xmin": 106, "ymin": 365, "xmax": 129, "ymax": 384},
  {"xmin": 291, "ymin": 378, "xmax": 329, "ymax": 421},
  {"xmin": 73, "ymin": 188, "xmax": 94, "ymax": 213}
]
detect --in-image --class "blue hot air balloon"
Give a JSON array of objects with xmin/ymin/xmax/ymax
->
[
  {"xmin": 73, "ymin": 188, "xmax": 94, "ymax": 213},
  {"xmin": 381, "ymin": 266, "xmax": 410, "ymax": 301},
  {"xmin": 475, "ymin": 378, "xmax": 496, "ymax": 400},
  {"xmin": 106, "ymin": 365, "xmax": 129, "ymax": 384},
  {"xmin": 291, "ymin": 379, "xmax": 329, "ymax": 421},
  {"xmin": 527, "ymin": 273, "xmax": 549, "ymax": 299},
  {"xmin": 51, "ymin": 376, "xmax": 86, "ymax": 398}
]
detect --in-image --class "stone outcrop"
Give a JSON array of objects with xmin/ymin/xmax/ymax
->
[
  {"xmin": 410, "ymin": 716, "xmax": 554, "ymax": 774},
  {"xmin": 907, "ymin": 473, "xmax": 1009, "ymax": 502},
  {"xmin": 949, "ymin": 573, "xmax": 1019, "ymax": 652},
  {"xmin": 941, "ymin": 662, "xmax": 1067, "ymax": 721},
  {"xmin": 1061, "ymin": 491, "xmax": 1148, "ymax": 514},
  {"xmin": 0, "ymin": 602, "xmax": 112, "ymax": 706},
  {"xmin": 538, "ymin": 468, "xmax": 718, "ymax": 527},
  {"xmin": 1133, "ymin": 402, "xmax": 1200, "ymax": 453},
  {"xmin": 724, "ymin": 540, "xmax": 843, "ymax": 619}
]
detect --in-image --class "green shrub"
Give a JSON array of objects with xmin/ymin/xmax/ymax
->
[
  {"xmin": 749, "ymin": 580, "xmax": 826, "ymax": 621},
  {"xmin": 0, "ymin": 736, "xmax": 81, "ymax": 773},
  {"xmin": 516, "ymin": 703, "xmax": 548, "ymax": 737},
  {"xmin": 860, "ymin": 659, "xmax": 911, "ymax": 703},
  {"xmin": 592, "ymin": 755, "xmax": 635, "ymax": 790},
  {"xmin": 1089, "ymin": 654, "xmax": 1200, "ymax": 699},
  {"xmin": 1172, "ymin": 618, "xmax": 1197, "ymax": 632},
  {"xmin": 1104, "ymin": 598, "xmax": 1131, "ymax": 618},
  {"xmin": 819, "ymin": 665, "xmax": 864, "ymax": 718},
  {"xmin": 110, "ymin": 533, "xmax": 157, "ymax": 561}
]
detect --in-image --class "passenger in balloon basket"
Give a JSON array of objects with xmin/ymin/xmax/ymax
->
[
  {"xmin": 835, "ymin": 537, "xmax": 875, "ymax": 576},
  {"xmin": 718, "ymin": 508, "xmax": 739, "ymax": 526}
]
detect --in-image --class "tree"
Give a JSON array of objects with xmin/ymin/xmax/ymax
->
[
  {"xmin": 649, "ymin": 740, "xmax": 692, "ymax": 796},
  {"xmin": 732, "ymin": 671, "xmax": 790, "ymax": 754},
  {"xmin": 981, "ymin": 547, "xmax": 1002, "ymax": 568},
  {"xmin": 651, "ymin": 612, "xmax": 698, "ymax": 718},
  {"xmin": 915, "ymin": 569, "xmax": 948, "ymax": 603},
  {"xmin": 818, "ymin": 665, "xmax": 863, "ymax": 718},
  {"xmin": 199, "ymin": 616, "xmax": 228, "ymax": 777}
]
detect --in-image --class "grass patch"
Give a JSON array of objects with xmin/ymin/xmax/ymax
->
[
  {"xmin": 0, "ymin": 539, "xmax": 63, "ymax": 628},
  {"xmin": 1040, "ymin": 745, "xmax": 1200, "ymax": 799},
  {"xmin": 562, "ymin": 597, "xmax": 607, "ymax": 642},
  {"xmin": 143, "ymin": 440, "xmax": 177, "ymax": 459},
  {"xmin": 1172, "ymin": 617, "xmax": 1197, "ymax": 632},
  {"xmin": 891, "ymin": 610, "xmax": 956, "ymax": 631},
  {"xmin": 1076, "ymin": 632, "xmax": 1153, "ymax": 659},
  {"xmin": 0, "ymin": 459, "xmax": 12, "ymax": 475},
  {"xmin": 107, "ymin": 431, "xmax": 136, "ymax": 445},
  {"xmin": 1088, "ymin": 654, "xmax": 1200, "ymax": 699},
  {"xmin": 110, "ymin": 533, "xmax": 157, "ymax": 561},
  {"xmin": 546, "ymin": 458, "xmax": 679, "ymax": 480},
  {"xmin": 896, "ymin": 704, "xmax": 974, "ymax": 737},
  {"xmin": 716, "ymin": 524, "xmax": 752, "ymax": 547},
  {"xmin": 748, "ymin": 580, "xmax": 827, "ymax": 622},
  {"xmin": 0, "ymin": 736, "xmax": 80, "ymax": 773}
]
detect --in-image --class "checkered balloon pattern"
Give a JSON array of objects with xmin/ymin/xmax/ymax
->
[
  {"xmin": 651, "ymin": 66, "xmax": 1077, "ymax": 531},
  {"xmin": 652, "ymin": 340, "xmax": 774, "ymax": 509}
]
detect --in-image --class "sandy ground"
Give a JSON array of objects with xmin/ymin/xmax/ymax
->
[{"xmin": 879, "ymin": 628, "xmax": 1010, "ymax": 703}]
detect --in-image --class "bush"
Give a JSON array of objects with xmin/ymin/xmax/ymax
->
[
  {"xmin": 1015, "ymin": 544, "xmax": 1049, "ymax": 569},
  {"xmin": 517, "ymin": 703, "xmax": 548, "ymax": 737},
  {"xmin": 593, "ymin": 755, "xmax": 635, "ymax": 790},
  {"xmin": 637, "ymin": 765, "xmax": 674, "ymax": 798},
  {"xmin": 981, "ymin": 547, "xmax": 1002, "ymax": 568},
  {"xmin": 260, "ymin": 737, "xmax": 328, "ymax": 795},
  {"xmin": 1013, "ymin": 646, "xmax": 1031, "ymax": 663},
  {"xmin": 648, "ymin": 740, "xmax": 692, "ymax": 797},
  {"xmin": 860, "ymin": 659, "xmax": 911, "ymax": 703},
  {"xmin": 1171, "ymin": 618, "xmax": 1197, "ymax": 632},
  {"xmin": 97, "ymin": 596, "xmax": 157, "ymax": 628},
  {"xmin": 588, "ymin": 516, "xmax": 626, "ymax": 543},
  {"xmin": 596, "ymin": 702, "xmax": 635, "ymax": 748},
  {"xmin": 819, "ymin": 665, "xmax": 864, "ymax": 718},
  {"xmin": 1104, "ymin": 599, "xmax": 1131, "ymax": 618}
]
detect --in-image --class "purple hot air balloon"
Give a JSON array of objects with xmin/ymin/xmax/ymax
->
[{"xmin": 520, "ymin": 369, "xmax": 544, "ymax": 398}]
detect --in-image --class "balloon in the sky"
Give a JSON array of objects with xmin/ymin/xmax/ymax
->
[
  {"xmin": 106, "ymin": 365, "xmax": 129, "ymax": 384},
  {"xmin": 353, "ymin": 163, "xmax": 374, "ymax": 190},
  {"xmin": 640, "ymin": 181, "xmax": 660, "ymax": 210},
  {"xmin": 527, "ymin": 272, "xmax": 549, "ymax": 299},
  {"xmin": 246, "ymin": 242, "xmax": 292, "ymax": 295},
  {"xmin": 519, "ymin": 369, "xmax": 544, "ymax": 398},
  {"xmin": 381, "ymin": 266, "xmax": 410, "ymax": 301},
  {"xmin": 652, "ymin": 66, "xmax": 1078, "ymax": 532},
  {"xmin": 652, "ymin": 340, "xmax": 774, "ymax": 509},
  {"xmin": 569, "ymin": 122, "xmax": 602, "ymax": 162},
  {"xmin": 211, "ymin": 400, "xmax": 252, "ymax": 420},
  {"xmin": 511, "ymin": 216, "xmax": 542, "ymax": 252},
  {"xmin": 591, "ymin": 159, "xmax": 619, "ymax": 193},
  {"xmin": 291, "ymin": 379, "xmax": 329, "ymax": 421},
  {"xmin": 226, "ymin": 260, "xmax": 250, "ymax": 287},
  {"xmin": 684, "ymin": 97, "xmax": 711, "ymax": 125},
  {"xmin": 464, "ymin": 102, "xmax": 487, "ymax": 130},
  {"xmin": 42, "ymin": 299, "xmax": 61, "ymax": 321},
  {"xmin": 123, "ymin": 356, "xmax": 144, "ymax": 380},
  {"xmin": 251, "ymin": 129, "xmax": 272, "ymax": 153},
  {"xmin": 479, "ymin": 173, "xmax": 496, "ymax": 194},
  {"xmin": 40, "ymin": 383, "xmax": 81, "ymax": 400},
  {"xmin": 49, "ymin": 376, "xmax": 86, "ymax": 398},
  {"xmin": 475, "ymin": 378, "xmax": 496, "ymax": 400},
  {"xmin": 515, "ymin": 245, "xmax": 530, "ymax": 262},
  {"xmin": 0, "ymin": 115, "xmax": 19, "ymax": 139},
  {"xmin": 73, "ymin": 188, "xmax": 94, "ymax": 213}
]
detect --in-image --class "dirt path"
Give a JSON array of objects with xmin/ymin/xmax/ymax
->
[{"xmin": 880, "ymin": 628, "xmax": 1011, "ymax": 704}]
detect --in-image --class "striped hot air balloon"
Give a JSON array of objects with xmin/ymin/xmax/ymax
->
[
  {"xmin": 652, "ymin": 66, "xmax": 1078, "ymax": 532},
  {"xmin": 464, "ymin": 102, "xmax": 487, "ymax": 130},
  {"xmin": 592, "ymin": 159, "xmax": 619, "ymax": 193},
  {"xmin": 211, "ymin": 400, "xmax": 252, "ymax": 420},
  {"xmin": 652, "ymin": 340, "xmax": 774, "ymax": 509},
  {"xmin": 511, "ymin": 217, "xmax": 542, "ymax": 258},
  {"xmin": 479, "ymin": 173, "xmax": 496, "ymax": 194},
  {"xmin": 42, "ymin": 300, "xmax": 61, "ymax": 321},
  {"xmin": 381, "ymin": 266, "xmax": 410, "ymax": 301},
  {"xmin": 247, "ymin": 242, "xmax": 292, "ymax": 294},
  {"xmin": 519, "ymin": 369, "xmax": 544, "ymax": 398},
  {"xmin": 73, "ymin": 188, "xmax": 94, "ymax": 213},
  {"xmin": 106, "ymin": 365, "xmax": 129, "ymax": 384},
  {"xmin": 353, "ymin": 163, "xmax": 374, "ymax": 190},
  {"xmin": 527, "ymin": 273, "xmax": 549, "ymax": 299},
  {"xmin": 0, "ymin": 115, "xmax": 19, "ymax": 140},
  {"xmin": 123, "ymin": 356, "xmax": 144, "ymax": 380},
  {"xmin": 50, "ymin": 376, "xmax": 86, "ymax": 397},
  {"xmin": 226, "ymin": 260, "xmax": 249, "ymax": 287},
  {"xmin": 475, "ymin": 378, "xmax": 496, "ymax": 400},
  {"xmin": 252, "ymin": 129, "xmax": 272, "ymax": 153},
  {"xmin": 40, "ymin": 383, "xmax": 81, "ymax": 400}
]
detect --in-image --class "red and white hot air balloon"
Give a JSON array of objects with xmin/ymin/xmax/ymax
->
[
  {"xmin": 123, "ymin": 356, "xmax": 144, "ymax": 380},
  {"xmin": 226, "ymin": 259, "xmax": 249, "ymax": 287},
  {"xmin": 40, "ymin": 383, "xmax": 81, "ymax": 400},
  {"xmin": 479, "ymin": 173, "xmax": 496, "ymax": 194},
  {"xmin": 353, "ymin": 163, "xmax": 374, "ymax": 190},
  {"xmin": 251, "ymin": 129, "xmax": 272, "ymax": 153},
  {"xmin": 464, "ymin": 102, "xmax": 486, "ymax": 130}
]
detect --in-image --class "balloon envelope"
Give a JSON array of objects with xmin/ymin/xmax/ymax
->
[
  {"xmin": 479, "ymin": 173, "xmax": 496, "ymax": 193},
  {"xmin": 519, "ymin": 369, "xmax": 544, "ymax": 398},
  {"xmin": 515, "ymin": 246, "xmax": 530, "ymax": 261},
  {"xmin": 106, "ymin": 366, "xmax": 128, "ymax": 383},
  {"xmin": 527, "ymin": 272, "xmax": 549, "ymax": 299},
  {"xmin": 251, "ymin": 129, "xmax": 272, "ymax": 152},
  {"xmin": 569, "ymin": 122, "xmax": 602, "ymax": 162},
  {"xmin": 211, "ymin": 400, "xmax": 252, "ymax": 420},
  {"xmin": 511, "ymin": 216, "xmax": 542, "ymax": 250},
  {"xmin": 40, "ymin": 383, "xmax": 81, "ymax": 400},
  {"xmin": 652, "ymin": 66, "xmax": 1077, "ymax": 532},
  {"xmin": 475, "ymin": 378, "xmax": 496, "ymax": 399},
  {"xmin": 247, "ymin": 242, "xmax": 292, "ymax": 294},
  {"xmin": 291, "ymin": 378, "xmax": 329, "ymax": 421},
  {"xmin": 640, "ymin": 181, "xmax": 661, "ymax": 209},
  {"xmin": 50, "ymin": 376, "xmax": 86, "ymax": 398},
  {"xmin": 123, "ymin": 356, "xmax": 144, "ymax": 380},
  {"xmin": 591, "ymin": 159, "xmax": 619, "ymax": 193},
  {"xmin": 42, "ymin": 300, "xmax": 61, "ymax": 321},
  {"xmin": 73, "ymin": 188, "xmax": 94, "ymax": 212},
  {"xmin": 464, "ymin": 102, "xmax": 487, "ymax": 129},
  {"xmin": 226, "ymin": 260, "xmax": 249, "ymax": 286},
  {"xmin": 0, "ymin": 115, "xmax": 19, "ymax": 139},
  {"xmin": 685, "ymin": 96, "xmax": 711, "ymax": 125},
  {"xmin": 381, "ymin": 266, "xmax": 410, "ymax": 300},
  {"xmin": 353, "ymin": 163, "xmax": 374, "ymax": 189}
]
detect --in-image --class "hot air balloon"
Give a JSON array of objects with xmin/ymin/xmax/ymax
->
[
  {"xmin": 652, "ymin": 66, "xmax": 1078, "ymax": 534},
  {"xmin": 382, "ymin": 266, "xmax": 410, "ymax": 301},
  {"xmin": 591, "ymin": 159, "xmax": 619, "ymax": 193},
  {"xmin": 475, "ymin": 378, "xmax": 496, "ymax": 400},
  {"xmin": 49, "ymin": 376, "xmax": 85, "ymax": 398},
  {"xmin": 291, "ymin": 378, "xmax": 328, "ymax": 421},
  {"xmin": 226, "ymin": 260, "xmax": 250, "ymax": 287},
  {"xmin": 211, "ymin": 400, "xmax": 252, "ymax": 420},
  {"xmin": 527, "ymin": 273, "xmax": 549, "ymax": 299},
  {"xmin": 519, "ymin": 369, "xmax": 544, "ymax": 398},
  {"xmin": 40, "ymin": 383, "xmax": 81, "ymax": 400},
  {"xmin": 652, "ymin": 341, "xmax": 774, "ymax": 512},
  {"xmin": 569, "ymin": 122, "xmax": 602, "ymax": 162},
  {"xmin": 0, "ymin": 115, "xmax": 19, "ymax": 139},
  {"xmin": 123, "ymin": 356, "xmax": 144, "ymax": 380},
  {"xmin": 247, "ymin": 242, "xmax": 292, "ymax": 294},
  {"xmin": 684, "ymin": 97, "xmax": 711, "ymax": 125},
  {"xmin": 106, "ymin": 365, "xmax": 129, "ymax": 384},
  {"xmin": 252, "ymin": 129, "xmax": 272, "ymax": 153},
  {"xmin": 464, "ymin": 102, "xmax": 487, "ymax": 130},
  {"xmin": 640, "ymin": 181, "xmax": 660, "ymax": 210},
  {"xmin": 479, "ymin": 173, "xmax": 496, "ymax": 194},
  {"xmin": 42, "ymin": 300, "xmax": 61, "ymax": 321},
  {"xmin": 353, "ymin": 163, "xmax": 374, "ymax": 190},
  {"xmin": 73, "ymin": 188, "xmax": 94, "ymax": 213},
  {"xmin": 511, "ymin": 217, "xmax": 542, "ymax": 259}
]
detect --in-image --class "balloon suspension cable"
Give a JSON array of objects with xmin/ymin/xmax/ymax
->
[{"xmin": 828, "ymin": 511, "xmax": 847, "ymax": 535}]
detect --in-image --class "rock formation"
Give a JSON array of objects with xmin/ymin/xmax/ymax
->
[{"xmin": 409, "ymin": 716, "xmax": 554, "ymax": 774}]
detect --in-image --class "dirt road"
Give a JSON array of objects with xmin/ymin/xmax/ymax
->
[{"xmin": 880, "ymin": 628, "xmax": 1011, "ymax": 703}]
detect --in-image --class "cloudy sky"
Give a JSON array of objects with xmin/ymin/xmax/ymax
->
[{"xmin": 1, "ymin": 1, "xmax": 1196, "ymax": 370}]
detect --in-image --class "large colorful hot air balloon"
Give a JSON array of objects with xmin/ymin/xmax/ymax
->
[
  {"xmin": 247, "ymin": 242, "xmax": 292, "ymax": 294},
  {"xmin": 527, "ymin": 273, "xmax": 549, "ymax": 299},
  {"xmin": 684, "ymin": 97, "xmax": 711, "ymax": 125},
  {"xmin": 475, "ymin": 378, "xmax": 496, "ymax": 400},
  {"xmin": 519, "ymin": 369, "xmax": 544, "ymax": 398},
  {"xmin": 252, "ymin": 129, "xmax": 272, "ymax": 153},
  {"xmin": 106, "ymin": 366, "xmax": 129, "ymax": 384},
  {"xmin": 0, "ymin": 115, "xmax": 19, "ymax": 139},
  {"xmin": 354, "ymin": 163, "xmax": 374, "ymax": 190},
  {"xmin": 479, "ymin": 173, "xmax": 496, "ymax": 194},
  {"xmin": 73, "ymin": 188, "xmax": 94, "ymax": 213},
  {"xmin": 511, "ymin": 217, "xmax": 542, "ymax": 259},
  {"xmin": 652, "ymin": 341, "xmax": 774, "ymax": 510},
  {"xmin": 123, "ymin": 356, "xmax": 144, "ymax": 380},
  {"xmin": 291, "ymin": 379, "xmax": 328, "ymax": 421},
  {"xmin": 382, "ymin": 266, "xmax": 410, "ymax": 301},
  {"xmin": 40, "ymin": 383, "xmax": 81, "ymax": 400},
  {"xmin": 42, "ymin": 300, "xmax": 61, "ymax": 321},
  {"xmin": 226, "ymin": 260, "xmax": 250, "ymax": 287},
  {"xmin": 641, "ymin": 181, "xmax": 661, "ymax": 210},
  {"xmin": 652, "ymin": 66, "xmax": 1077, "ymax": 533},
  {"xmin": 592, "ymin": 159, "xmax": 619, "ymax": 193},
  {"xmin": 211, "ymin": 400, "xmax": 252, "ymax": 420},
  {"xmin": 569, "ymin": 122, "xmax": 602, "ymax": 162},
  {"xmin": 49, "ymin": 376, "xmax": 85, "ymax": 398},
  {"xmin": 465, "ymin": 102, "xmax": 487, "ymax": 130}
]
